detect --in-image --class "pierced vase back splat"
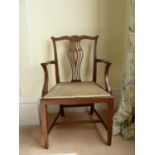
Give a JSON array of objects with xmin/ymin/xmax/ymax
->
[{"xmin": 68, "ymin": 41, "xmax": 83, "ymax": 82}]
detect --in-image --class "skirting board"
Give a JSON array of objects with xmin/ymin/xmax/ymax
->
[{"xmin": 19, "ymin": 90, "xmax": 120, "ymax": 126}]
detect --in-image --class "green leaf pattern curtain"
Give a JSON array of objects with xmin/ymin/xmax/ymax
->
[{"xmin": 112, "ymin": 0, "xmax": 135, "ymax": 139}]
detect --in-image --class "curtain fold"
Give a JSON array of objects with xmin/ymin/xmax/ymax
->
[{"xmin": 113, "ymin": 0, "xmax": 135, "ymax": 139}]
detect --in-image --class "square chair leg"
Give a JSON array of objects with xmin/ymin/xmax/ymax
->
[
  {"xmin": 90, "ymin": 104, "xmax": 94, "ymax": 115},
  {"xmin": 40, "ymin": 102, "xmax": 49, "ymax": 149},
  {"xmin": 60, "ymin": 105, "xmax": 65, "ymax": 116},
  {"xmin": 107, "ymin": 102, "xmax": 114, "ymax": 146}
]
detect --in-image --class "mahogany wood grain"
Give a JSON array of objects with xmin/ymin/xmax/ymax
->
[
  {"xmin": 40, "ymin": 96, "xmax": 114, "ymax": 105},
  {"xmin": 40, "ymin": 102, "xmax": 48, "ymax": 149},
  {"xmin": 107, "ymin": 102, "xmax": 114, "ymax": 146}
]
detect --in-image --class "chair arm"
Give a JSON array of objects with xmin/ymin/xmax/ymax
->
[
  {"xmin": 96, "ymin": 58, "xmax": 112, "ymax": 65},
  {"xmin": 96, "ymin": 59, "xmax": 112, "ymax": 94},
  {"xmin": 41, "ymin": 60, "xmax": 55, "ymax": 66},
  {"xmin": 41, "ymin": 60, "xmax": 55, "ymax": 97}
]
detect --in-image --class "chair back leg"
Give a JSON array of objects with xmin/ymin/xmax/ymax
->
[
  {"xmin": 90, "ymin": 104, "xmax": 94, "ymax": 115},
  {"xmin": 59, "ymin": 105, "xmax": 65, "ymax": 116}
]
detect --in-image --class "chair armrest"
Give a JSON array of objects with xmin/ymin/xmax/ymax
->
[
  {"xmin": 41, "ymin": 60, "xmax": 55, "ymax": 66},
  {"xmin": 96, "ymin": 58, "xmax": 112, "ymax": 65},
  {"xmin": 96, "ymin": 58, "xmax": 112, "ymax": 94},
  {"xmin": 41, "ymin": 60, "xmax": 55, "ymax": 97}
]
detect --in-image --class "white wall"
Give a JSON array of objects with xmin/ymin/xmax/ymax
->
[{"xmin": 19, "ymin": 0, "xmax": 128, "ymax": 125}]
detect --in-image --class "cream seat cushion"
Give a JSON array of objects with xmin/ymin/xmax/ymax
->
[{"xmin": 44, "ymin": 81, "xmax": 111, "ymax": 99}]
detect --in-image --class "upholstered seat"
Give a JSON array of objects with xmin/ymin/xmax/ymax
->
[{"xmin": 44, "ymin": 82, "xmax": 111, "ymax": 99}]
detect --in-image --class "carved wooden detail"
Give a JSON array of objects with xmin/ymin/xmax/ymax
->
[
  {"xmin": 68, "ymin": 41, "xmax": 83, "ymax": 82},
  {"xmin": 51, "ymin": 35, "xmax": 99, "ymax": 83}
]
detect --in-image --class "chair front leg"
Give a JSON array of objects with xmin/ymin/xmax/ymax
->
[
  {"xmin": 40, "ymin": 101, "xmax": 49, "ymax": 149},
  {"xmin": 107, "ymin": 101, "xmax": 114, "ymax": 146}
]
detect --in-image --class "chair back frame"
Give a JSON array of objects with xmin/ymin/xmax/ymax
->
[{"xmin": 51, "ymin": 35, "xmax": 99, "ymax": 83}]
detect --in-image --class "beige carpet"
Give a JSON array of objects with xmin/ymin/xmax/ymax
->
[{"xmin": 19, "ymin": 112, "xmax": 134, "ymax": 155}]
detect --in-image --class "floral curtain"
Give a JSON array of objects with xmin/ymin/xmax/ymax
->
[{"xmin": 112, "ymin": 0, "xmax": 135, "ymax": 139}]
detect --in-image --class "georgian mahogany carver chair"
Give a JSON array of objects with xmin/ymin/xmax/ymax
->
[{"xmin": 40, "ymin": 35, "xmax": 114, "ymax": 149}]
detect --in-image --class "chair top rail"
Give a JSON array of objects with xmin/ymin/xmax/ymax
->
[{"xmin": 51, "ymin": 35, "xmax": 99, "ymax": 42}]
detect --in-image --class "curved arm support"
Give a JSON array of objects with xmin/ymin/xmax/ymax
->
[
  {"xmin": 96, "ymin": 59, "xmax": 112, "ymax": 94},
  {"xmin": 41, "ymin": 60, "xmax": 55, "ymax": 97}
]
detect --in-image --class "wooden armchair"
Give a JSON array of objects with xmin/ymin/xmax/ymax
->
[{"xmin": 40, "ymin": 35, "xmax": 114, "ymax": 149}]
